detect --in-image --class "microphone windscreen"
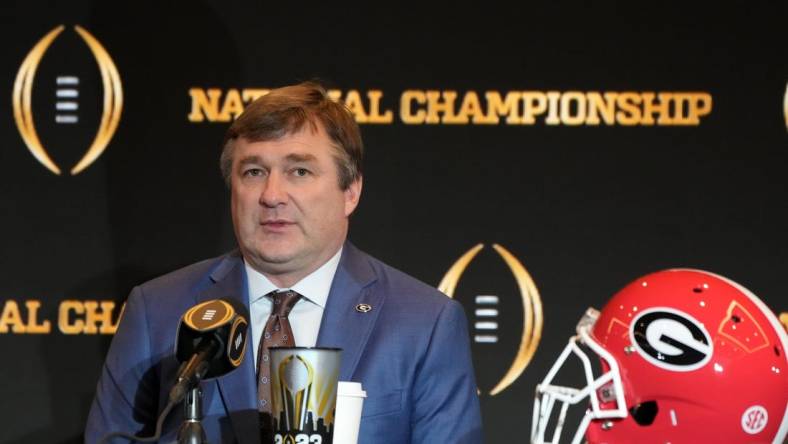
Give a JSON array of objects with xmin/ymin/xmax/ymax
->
[{"xmin": 175, "ymin": 299, "xmax": 249, "ymax": 379}]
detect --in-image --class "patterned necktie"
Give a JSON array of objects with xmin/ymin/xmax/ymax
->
[{"xmin": 257, "ymin": 290, "xmax": 301, "ymax": 442}]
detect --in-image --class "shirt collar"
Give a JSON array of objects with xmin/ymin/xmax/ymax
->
[{"xmin": 245, "ymin": 247, "xmax": 342, "ymax": 309}]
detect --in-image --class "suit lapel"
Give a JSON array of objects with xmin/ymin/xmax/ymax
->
[
  {"xmin": 195, "ymin": 252, "xmax": 260, "ymax": 444},
  {"xmin": 316, "ymin": 243, "xmax": 381, "ymax": 381}
]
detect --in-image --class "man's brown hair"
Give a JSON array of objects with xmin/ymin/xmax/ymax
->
[{"xmin": 220, "ymin": 81, "xmax": 363, "ymax": 190}]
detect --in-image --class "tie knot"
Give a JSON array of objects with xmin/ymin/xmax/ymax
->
[{"xmin": 271, "ymin": 290, "xmax": 301, "ymax": 317}]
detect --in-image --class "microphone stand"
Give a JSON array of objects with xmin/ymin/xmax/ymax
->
[{"xmin": 177, "ymin": 386, "xmax": 208, "ymax": 444}]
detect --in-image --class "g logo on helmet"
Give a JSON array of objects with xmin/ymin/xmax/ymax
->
[{"xmin": 630, "ymin": 307, "xmax": 713, "ymax": 371}]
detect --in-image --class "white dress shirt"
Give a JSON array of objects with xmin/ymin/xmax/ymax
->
[{"xmin": 245, "ymin": 247, "xmax": 342, "ymax": 359}]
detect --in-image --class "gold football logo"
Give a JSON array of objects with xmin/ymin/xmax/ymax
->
[
  {"xmin": 784, "ymin": 82, "xmax": 788, "ymax": 130},
  {"xmin": 439, "ymin": 243, "xmax": 543, "ymax": 396},
  {"xmin": 12, "ymin": 25, "xmax": 122, "ymax": 175}
]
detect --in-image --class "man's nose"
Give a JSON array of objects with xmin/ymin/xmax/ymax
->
[{"xmin": 259, "ymin": 171, "xmax": 287, "ymax": 207}]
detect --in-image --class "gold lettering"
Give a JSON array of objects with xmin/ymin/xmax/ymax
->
[
  {"xmin": 585, "ymin": 92, "xmax": 617, "ymax": 125},
  {"xmin": 25, "ymin": 300, "xmax": 50, "ymax": 334},
  {"xmin": 670, "ymin": 94, "xmax": 692, "ymax": 125},
  {"xmin": 326, "ymin": 89, "xmax": 343, "ymax": 102},
  {"xmin": 58, "ymin": 300, "xmax": 85, "ymax": 334},
  {"xmin": 426, "ymin": 90, "xmax": 460, "ymax": 124},
  {"xmin": 187, "ymin": 87, "xmax": 713, "ymax": 126},
  {"xmin": 560, "ymin": 91, "xmax": 586, "ymax": 126},
  {"xmin": 522, "ymin": 92, "xmax": 548, "ymax": 125},
  {"xmin": 366, "ymin": 90, "xmax": 394, "ymax": 124},
  {"xmin": 485, "ymin": 91, "xmax": 523, "ymax": 124},
  {"xmin": 219, "ymin": 89, "xmax": 244, "ymax": 121},
  {"xmin": 400, "ymin": 90, "xmax": 427, "ymax": 124},
  {"xmin": 616, "ymin": 92, "xmax": 641, "ymax": 126},
  {"xmin": 460, "ymin": 92, "xmax": 497, "ymax": 124},
  {"xmin": 82, "ymin": 301, "xmax": 119, "ymax": 334},
  {"xmin": 641, "ymin": 92, "xmax": 673, "ymax": 125},
  {"xmin": 344, "ymin": 90, "xmax": 369, "ymax": 123},
  {"xmin": 685, "ymin": 93, "xmax": 712, "ymax": 125},
  {"xmin": 0, "ymin": 300, "xmax": 26, "ymax": 333},
  {"xmin": 188, "ymin": 88, "xmax": 224, "ymax": 122},
  {"xmin": 544, "ymin": 92, "xmax": 561, "ymax": 125}
]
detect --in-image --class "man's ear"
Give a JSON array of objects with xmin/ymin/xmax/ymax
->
[{"xmin": 344, "ymin": 176, "xmax": 363, "ymax": 217}]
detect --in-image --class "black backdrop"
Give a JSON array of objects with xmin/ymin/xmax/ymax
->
[{"xmin": 1, "ymin": 2, "xmax": 786, "ymax": 443}]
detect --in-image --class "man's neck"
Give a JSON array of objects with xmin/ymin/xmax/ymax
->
[
  {"xmin": 247, "ymin": 245, "xmax": 345, "ymax": 288},
  {"xmin": 265, "ymin": 271, "xmax": 306, "ymax": 289}
]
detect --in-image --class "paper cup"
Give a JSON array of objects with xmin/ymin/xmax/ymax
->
[
  {"xmin": 270, "ymin": 347, "xmax": 342, "ymax": 443},
  {"xmin": 333, "ymin": 381, "xmax": 367, "ymax": 444}
]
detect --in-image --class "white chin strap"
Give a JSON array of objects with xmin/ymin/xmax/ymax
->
[{"xmin": 531, "ymin": 308, "xmax": 628, "ymax": 444}]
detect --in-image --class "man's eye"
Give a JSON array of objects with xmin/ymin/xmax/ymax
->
[
  {"xmin": 293, "ymin": 168, "xmax": 310, "ymax": 177},
  {"xmin": 243, "ymin": 168, "xmax": 264, "ymax": 177}
]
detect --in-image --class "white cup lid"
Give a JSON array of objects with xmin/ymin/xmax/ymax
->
[{"xmin": 338, "ymin": 381, "xmax": 367, "ymax": 397}]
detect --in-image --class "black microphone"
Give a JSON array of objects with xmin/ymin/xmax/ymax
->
[
  {"xmin": 169, "ymin": 298, "xmax": 249, "ymax": 404},
  {"xmin": 98, "ymin": 298, "xmax": 250, "ymax": 444}
]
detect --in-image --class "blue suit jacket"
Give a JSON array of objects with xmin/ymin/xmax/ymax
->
[{"xmin": 85, "ymin": 243, "xmax": 483, "ymax": 443}]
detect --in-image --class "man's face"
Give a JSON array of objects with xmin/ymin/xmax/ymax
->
[{"xmin": 230, "ymin": 124, "xmax": 361, "ymax": 286}]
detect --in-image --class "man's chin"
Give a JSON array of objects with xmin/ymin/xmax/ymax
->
[
  {"xmin": 258, "ymin": 254, "xmax": 295, "ymax": 265},
  {"xmin": 243, "ymin": 246, "xmax": 301, "ymax": 270},
  {"xmin": 242, "ymin": 239, "xmax": 298, "ymax": 263}
]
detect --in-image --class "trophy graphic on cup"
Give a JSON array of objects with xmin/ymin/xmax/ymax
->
[{"xmin": 271, "ymin": 348, "xmax": 341, "ymax": 443}]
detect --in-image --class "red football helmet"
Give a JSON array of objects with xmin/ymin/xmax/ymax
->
[{"xmin": 532, "ymin": 269, "xmax": 788, "ymax": 444}]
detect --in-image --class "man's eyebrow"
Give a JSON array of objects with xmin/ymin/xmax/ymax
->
[
  {"xmin": 285, "ymin": 153, "xmax": 317, "ymax": 163},
  {"xmin": 238, "ymin": 155, "xmax": 263, "ymax": 166}
]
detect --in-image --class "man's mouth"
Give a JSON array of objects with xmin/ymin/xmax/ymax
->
[{"xmin": 261, "ymin": 219, "xmax": 294, "ymax": 229}]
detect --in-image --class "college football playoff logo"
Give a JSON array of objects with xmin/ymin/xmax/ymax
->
[
  {"xmin": 438, "ymin": 243, "xmax": 543, "ymax": 396},
  {"xmin": 12, "ymin": 25, "xmax": 122, "ymax": 175},
  {"xmin": 784, "ymin": 82, "xmax": 787, "ymax": 131}
]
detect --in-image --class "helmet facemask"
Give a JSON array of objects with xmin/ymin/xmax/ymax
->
[{"xmin": 532, "ymin": 308, "xmax": 627, "ymax": 444}]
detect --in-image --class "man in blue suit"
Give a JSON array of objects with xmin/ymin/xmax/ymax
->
[{"xmin": 85, "ymin": 81, "xmax": 482, "ymax": 443}]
